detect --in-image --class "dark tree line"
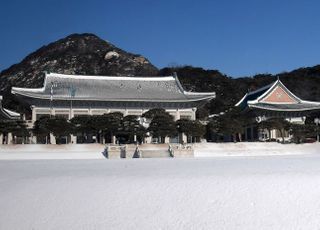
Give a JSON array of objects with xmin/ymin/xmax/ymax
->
[
  {"xmin": 0, "ymin": 119, "xmax": 29, "ymax": 144},
  {"xmin": 30, "ymin": 109, "xmax": 207, "ymax": 144},
  {"xmin": 1, "ymin": 108, "xmax": 318, "ymax": 144},
  {"xmin": 207, "ymin": 108, "xmax": 319, "ymax": 143}
]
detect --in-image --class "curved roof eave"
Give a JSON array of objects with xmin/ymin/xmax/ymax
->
[
  {"xmin": 12, "ymin": 91, "xmax": 215, "ymax": 103},
  {"xmin": 0, "ymin": 107, "xmax": 20, "ymax": 120},
  {"xmin": 248, "ymin": 104, "xmax": 320, "ymax": 112},
  {"xmin": 3, "ymin": 108, "xmax": 20, "ymax": 117},
  {"xmin": 235, "ymin": 93, "xmax": 248, "ymax": 106},
  {"xmin": 235, "ymin": 83, "xmax": 274, "ymax": 107}
]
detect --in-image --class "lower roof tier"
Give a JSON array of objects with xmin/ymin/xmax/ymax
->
[
  {"xmin": 249, "ymin": 102, "xmax": 320, "ymax": 112},
  {"xmin": 246, "ymin": 107, "xmax": 320, "ymax": 118},
  {"xmin": 15, "ymin": 95, "xmax": 209, "ymax": 109}
]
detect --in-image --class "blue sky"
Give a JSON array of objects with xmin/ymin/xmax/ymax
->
[{"xmin": 1, "ymin": 0, "xmax": 320, "ymax": 77}]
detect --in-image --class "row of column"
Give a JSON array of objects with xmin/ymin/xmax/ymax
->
[
  {"xmin": 32, "ymin": 133, "xmax": 188, "ymax": 145},
  {"xmin": 32, "ymin": 107, "xmax": 197, "ymax": 122}
]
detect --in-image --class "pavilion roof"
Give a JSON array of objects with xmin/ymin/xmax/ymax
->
[
  {"xmin": 11, "ymin": 73, "xmax": 215, "ymax": 103},
  {"xmin": 236, "ymin": 79, "xmax": 320, "ymax": 112}
]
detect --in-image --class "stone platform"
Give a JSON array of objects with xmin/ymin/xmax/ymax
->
[{"xmin": 103, "ymin": 144, "xmax": 194, "ymax": 159}]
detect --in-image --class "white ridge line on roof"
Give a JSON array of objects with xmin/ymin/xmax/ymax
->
[
  {"xmin": 247, "ymin": 83, "xmax": 273, "ymax": 96},
  {"xmin": 300, "ymin": 100, "xmax": 320, "ymax": 105},
  {"xmin": 48, "ymin": 73, "xmax": 175, "ymax": 81},
  {"xmin": 254, "ymin": 79, "xmax": 301, "ymax": 103},
  {"xmin": 235, "ymin": 82, "xmax": 274, "ymax": 106}
]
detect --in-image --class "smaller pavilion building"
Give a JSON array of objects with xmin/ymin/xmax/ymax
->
[{"xmin": 236, "ymin": 79, "xmax": 320, "ymax": 141}]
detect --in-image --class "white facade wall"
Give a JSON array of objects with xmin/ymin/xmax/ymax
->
[{"xmin": 32, "ymin": 107, "xmax": 197, "ymax": 122}]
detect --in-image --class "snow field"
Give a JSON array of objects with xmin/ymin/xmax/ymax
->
[
  {"xmin": 0, "ymin": 142, "xmax": 318, "ymax": 160},
  {"xmin": 0, "ymin": 144, "xmax": 105, "ymax": 160},
  {"xmin": 195, "ymin": 142, "xmax": 320, "ymax": 157},
  {"xmin": 1, "ymin": 155, "xmax": 320, "ymax": 229}
]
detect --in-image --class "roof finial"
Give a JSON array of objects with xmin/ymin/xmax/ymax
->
[
  {"xmin": 277, "ymin": 75, "xmax": 280, "ymax": 81},
  {"xmin": 173, "ymin": 72, "xmax": 178, "ymax": 78}
]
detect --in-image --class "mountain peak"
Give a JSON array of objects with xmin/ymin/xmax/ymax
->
[{"xmin": 0, "ymin": 33, "xmax": 158, "ymax": 91}]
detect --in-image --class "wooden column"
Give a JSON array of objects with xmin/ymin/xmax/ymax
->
[
  {"xmin": 70, "ymin": 135, "xmax": 77, "ymax": 144},
  {"xmin": 112, "ymin": 136, "xmax": 116, "ymax": 144},
  {"xmin": 191, "ymin": 108, "xmax": 197, "ymax": 120},
  {"xmin": 175, "ymin": 109, "xmax": 180, "ymax": 121},
  {"xmin": 50, "ymin": 133, "xmax": 56, "ymax": 144},
  {"xmin": 180, "ymin": 133, "xmax": 188, "ymax": 144},
  {"xmin": 7, "ymin": 133, "xmax": 13, "ymax": 145},
  {"xmin": 31, "ymin": 106, "xmax": 37, "ymax": 123}
]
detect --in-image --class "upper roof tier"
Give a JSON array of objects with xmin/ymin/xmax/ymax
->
[
  {"xmin": 236, "ymin": 79, "xmax": 320, "ymax": 112},
  {"xmin": 11, "ymin": 73, "xmax": 215, "ymax": 103}
]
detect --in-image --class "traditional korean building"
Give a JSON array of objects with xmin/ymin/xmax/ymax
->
[
  {"xmin": 236, "ymin": 79, "xmax": 320, "ymax": 141},
  {"xmin": 11, "ymin": 72, "xmax": 215, "ymax": 143}
]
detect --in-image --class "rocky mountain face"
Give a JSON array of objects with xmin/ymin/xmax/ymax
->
[{"xmin": 0, "ymin": 33, "xmax": 158, "ymax": 92}]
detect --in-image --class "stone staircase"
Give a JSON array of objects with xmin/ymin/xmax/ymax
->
[
  {"xmin": 140, "ymin": 149, "xmax": 171, "ymax": 158},
  {"xmin": 136, "ymin": 144, "xmax": 172, "ymax": 158},
  {"xmin": 103, "ymin": 143, "xmax": 193, "ymax": 159}
]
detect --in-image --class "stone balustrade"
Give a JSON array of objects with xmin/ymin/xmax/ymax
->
[{"xmin": 103, "ymin": 145, "xmax": 126, "ymax": 159}]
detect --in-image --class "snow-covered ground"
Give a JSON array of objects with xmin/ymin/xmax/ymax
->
[
  {"xmin": 1, "ymin": 153, "xmax": 320, "ymax": 229},
  {"xmin": 195, "ymin": 142, "xmax": 320, "ymax": 157},
  {"xmin": 0, "ymin": 144, "xmax": 105, "ymax": 160},
  {"xmin": 0, "ymin": 142, "xmax": 319, "ymax": 159}
]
